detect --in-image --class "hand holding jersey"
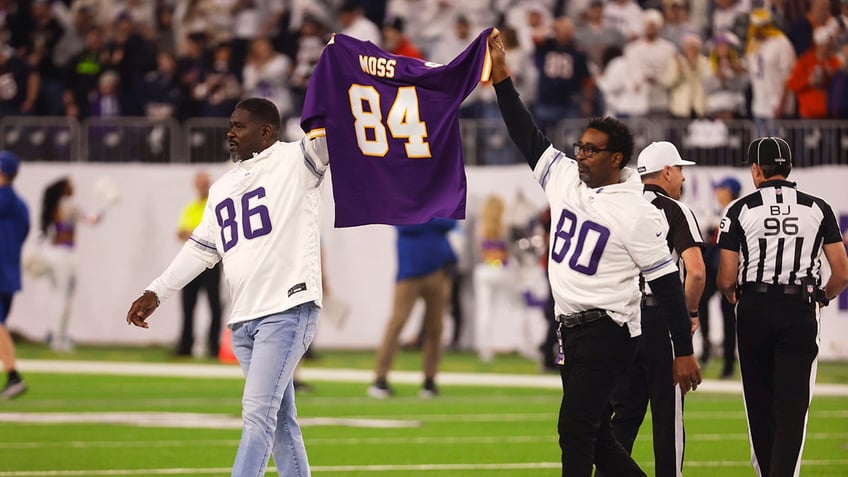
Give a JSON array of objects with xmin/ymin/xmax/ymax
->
[{"xmin": 489, "ymin": 29, "xmax": 700, "ymax": 477}]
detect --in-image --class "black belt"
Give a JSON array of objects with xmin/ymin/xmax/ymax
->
[
  {"xmin": 641, "ymin": 295, "xmax": 659, "ymax": 307},
  {"xmin": 742, "ymin": 282, "xmax": 803, "ymax": 295},
  {"xmin": 556, "ymin": 309, "xmax": 609, "ymax": 328}
]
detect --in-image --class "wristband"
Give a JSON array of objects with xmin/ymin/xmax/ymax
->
[{"xmin": 689, "ymin": 311, "xmax": 699, "ymax": 318}]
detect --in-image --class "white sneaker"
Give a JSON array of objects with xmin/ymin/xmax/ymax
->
[
  {"xmin": 50, "ymin": 337, "xmax": 74, "ymax": 353},
  {"xmin": 367, "ymin": 383, "xmax": 393, "ymax": 399},
  {"xmin": 0, "ymin": 380, "xmax": 27, "ymax": 400}
]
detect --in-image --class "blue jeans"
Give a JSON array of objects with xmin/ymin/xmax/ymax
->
[{"xmin": 230, "ymin": 302, "xmax": 319, "ymax": 477}]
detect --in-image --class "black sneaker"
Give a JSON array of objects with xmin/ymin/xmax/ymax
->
[
  {"xmin": 0, "ymin": 379, "xmax": 27, "ymax": 400},
  {"xmin": 419, "ymin": 380, "xmax": 439, "ymax": 399}
]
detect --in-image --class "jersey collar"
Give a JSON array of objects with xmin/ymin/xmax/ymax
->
[
  {"xmin": 643, "ymin": 183, "xmax": 670, "ymax": 197},
  {"xmin": 758, "ymin": 179, "xmax": 796, "ymax": 189},
  {"xmin": 237, "ymin": 141, "xmax": 283, "ymax": 169}
]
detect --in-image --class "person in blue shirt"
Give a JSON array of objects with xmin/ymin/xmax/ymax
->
[
  {"xmin": 369, "ymin": 218, "xmax": 458, "ymax": 398},
  {"xmin": 0, "ymin": 151, "xmax": 30, "ymax": 399}
]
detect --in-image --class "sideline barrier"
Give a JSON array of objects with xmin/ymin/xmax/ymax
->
[
  {"xmin": 8, "ymin": 163, "xmax": 848, "ymax": 359},
  {"xmin": 1, "ymin": 116, "xmax": 846, "ymax": 166}
]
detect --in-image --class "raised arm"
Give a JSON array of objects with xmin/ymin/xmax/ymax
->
[{"xmin": 488, "ymin": 30, "xmax": 551, "ymax": 169}]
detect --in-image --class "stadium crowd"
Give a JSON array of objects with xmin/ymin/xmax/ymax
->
[{"xmin": 2, "ymin": 0, "xmax": 848, "ymax": 135}]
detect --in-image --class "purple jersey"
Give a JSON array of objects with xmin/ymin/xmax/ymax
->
[{"xmin": 301, "ymin": 30, "xmax": 492, "ymax": 227}]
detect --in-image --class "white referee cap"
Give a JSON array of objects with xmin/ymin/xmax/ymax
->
[{"xmin": 636, "ymin": 141, "xmax": 696, "ymax": 175}]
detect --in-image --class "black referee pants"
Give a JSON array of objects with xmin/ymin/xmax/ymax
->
[
  {"xmin": 606, "ymin": 306, "xmax": 684, "ymax": 477},
  {"xmin": 178, "ymin": 264, "xmax": 223, "ymax": 357},
  {"xmin": 559, "ymin": 316, "xmax": 645, "ymax": 477},
  {"xmin": 737, "ymin": 291, "xmax": 818, "ymax": 477}
]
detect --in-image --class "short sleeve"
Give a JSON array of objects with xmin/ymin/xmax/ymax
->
[{"xmin": 629, "ymin": 206, "xmax": 678, "ymax": 281}]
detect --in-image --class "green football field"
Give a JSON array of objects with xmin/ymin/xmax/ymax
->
[{"xmin": 1, "ymin": 347, "xmax": 847, "ymax": 476}]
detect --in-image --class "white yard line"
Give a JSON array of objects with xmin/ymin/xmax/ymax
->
[
  {"xmin": 5, "ymin": 432, "xmax": 848, "ymax": 450},
  {"xmin": 17, "ymin": 359, "xmax": 848, "ymax": 395},
  {"xmin": 2, "ymin": 460, "xmax": 848, "ymax": 476}
]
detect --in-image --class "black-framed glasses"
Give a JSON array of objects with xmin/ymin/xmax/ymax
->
[{"xmin": 573, "ymin": 143, "xmax": 609, "ymax": 157}]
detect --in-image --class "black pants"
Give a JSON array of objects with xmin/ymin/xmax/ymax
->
[
  {"xmin": 606, "ymin": 307, "xmax": 684, "ymax": 477},
  {"xmin": 178, "ymin": 264, "xmax": 222, "ymax": 357},
  {"xmin": 540, "ymin": 290, "xmax": 558, "ymax": 368},
  {"xmin": 737, "ymin": 290, "xmax": 818, "ymax": 477},
  {"xmin": 558, "ymin": 316, "xmax": 645, "ymax": 477}
]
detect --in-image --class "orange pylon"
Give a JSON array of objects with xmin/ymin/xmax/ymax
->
[{"xmin": 219, "ymin": 327, "xmax": 238, "ymax": 364}]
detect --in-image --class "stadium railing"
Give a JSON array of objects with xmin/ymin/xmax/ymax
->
[{"xmin": 1, "ymin": 116, "xmax": 846, "ymax": 167}]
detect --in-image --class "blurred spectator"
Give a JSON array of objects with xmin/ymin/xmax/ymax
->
[
  {"xmin": 835, "ymin": 0, "xmax": 848, "ymax": 46},
  {"xmin": 153, "ymin": 4, "xmax": 177, "ymax": 55},
  {"xmin": 827, "ymin": 41, "xmax": 848, "ymax": 117},
  {"xmin": 660, "ymin": 33, "xmax": 709, "ymax": 119},
  {"xmin": 175, "ymin": 171, "xmax": 223, "ymax": 358},
  {"xmin": 337, "ymin": 0, "xmax": 381, "ymax": 44},
  {"xmin": 429, "ymin": 14, "xmax": 473, "ymax": 65},
  {"xmin": 381, "ymin": 16, "xmax": 424, "ymax": 59},
  {"xmin": 242, "ymin": 37, "xmax": 292, "ymax": 120},
  {"xmin": 52, "ymin": 5, "xmax": 96, "ymax": 70},
  {"xmin": 175, "ymin": 34, "xmax": 208, "ymax": 118},
  {"xmin": 574, "ymin": 1, "xmax": 626, "ymax": 72},
  {"xmin": 113, "ymin": 0, "xmax": 156, "ymax": 38},
  {"xmin": 704, "ymin": 32, "xmax": 749, "ymax": 119},
  {"xmin": 89, "ymin": 69, "xmax": 122, "ymax": 118},
  {"xmin": 62, "ymin": 25, "xmax": 109, "ymax": 119},
  {"xmin": 105, "ymin": 12, "xmax": 156, "ymax": 116},
  {"xmin": 0, "ymin": 44, "xmax": 39, "ymax": 116},
  {"xmin": 385, "ymin": 1, "xmax": 440, "ymax": 54},
  {"xmin": 229, "ymin": 0, "xmax": 285, "ymax": 79},
  {"xmin": 624, "ymin": 10, "xmax": 677, "ymax": 117},
  {"xmin": 18, "ymin": 0, "xmax": 66, "ymax": 116},
  {"xmin": 745, "ymin": 8, "xmax": 796, "ymax": 136},
  {"xmin": 501, "ymin": 26, "xmax": 537, "ymax": 107},
  {"xmin": 786, "ymin": 0, "xmax": 833, "ymax": 56},
  {"xmin": 369, "ymin": 218, "xmax": 457, "ymax": 398},
  {"xmin": 88, "ymin": 70, "xmax": 127, "ymax": 161},
  {"xmin": 698, "ymin": 176, "xmax": 741, "ymax": 377},
  {"xmin": 290, "ymin": 15, "xmax": 328, "ymax": 116},
  {"xmin": 0, "ymin": 151, "xmax": 29, "ymax": 400},
  {"xmin": 193, "ymin": 43, "xmax": 242, "ymax": 118},
  {"xmin": 174, "ymin": 0, "xmax": 227, "ymax": 56},
  {"xmin": 711, "ymin": 0, "xmax": 750, "ymax": 39},
  {"xmin": 533, "ymin": 17, "xmax": 593, "ymax": 133},
  {"xmin": 603, "ymin": 0, "xmax": 645, "ymax": 41},
  {"xmin": 597, "ymin": 45, "xmax": 650, "ymax": 117},
  {"xmin": 786, "ymin": 26, "xmax": 842, "ymax": 119},
  {"xmin": 524, "ymin": 4, "xmax": 551, "ymax": 50},
  {"xmin": 660, "ymin": 0, "xmax": 702, "ymax": 48},
  {"xmin": 144, "ymin": 50, "xmax": 184, "ymax": 120},
  {"xmin": 472, "ymin": 195, "xmax": 512, "ymax": 363}
]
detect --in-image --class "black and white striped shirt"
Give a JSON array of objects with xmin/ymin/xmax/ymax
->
[
  {"xmin": 642, "ymin": 184, "xmax": 703, "ymax": 294},
  {"xmin": 717, "ymin": 179, "xmax": 842, "ymax": 286}
]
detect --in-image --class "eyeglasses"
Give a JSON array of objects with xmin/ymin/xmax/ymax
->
[{"xmin": 573, "ymin": 143, "xmax": 610, "ymax": 157}]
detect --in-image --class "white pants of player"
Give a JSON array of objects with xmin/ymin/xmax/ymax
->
[
  {"xmin": 42, "ymin": 244, "xmax": 77, "ymax": 351},
  {"xmin": 473, "ymin": 263, "xmax": 514, "ymax": 363}
]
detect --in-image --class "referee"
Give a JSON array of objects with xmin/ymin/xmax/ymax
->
[
  {"xmin": 717, "ymin": 137, "xmax": 848, "ymax": 477},
  {"xmin": 607, "ymin": 142, "xmax": 706, "ymax": 477}
]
